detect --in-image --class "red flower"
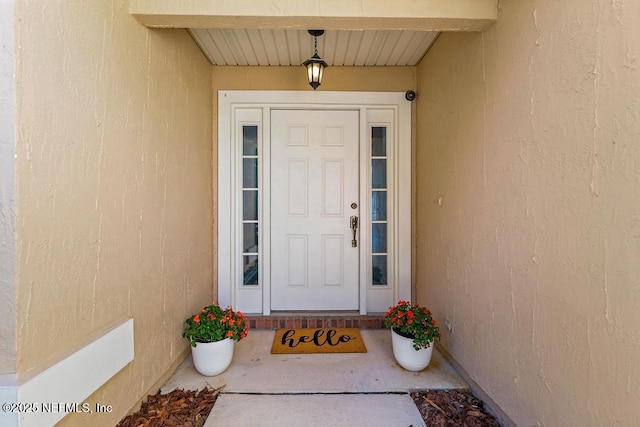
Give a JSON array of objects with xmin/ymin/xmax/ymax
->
[
  {"xmin": 184, "ymin": 303, "xmax": 250, "ymax": 347},
  {"xmin": 383, "ymin": 300, "xmax": 441, "ymax": 350}
]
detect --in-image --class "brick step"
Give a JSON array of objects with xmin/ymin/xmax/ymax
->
[{"xmin": 246, "ymin": 313, "xmax": 386, "ymax": 330}]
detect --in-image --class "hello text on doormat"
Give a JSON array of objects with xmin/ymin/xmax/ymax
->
[{"xmin": 271, "ymin": 328, "xmax": 367, "ymax": 354}]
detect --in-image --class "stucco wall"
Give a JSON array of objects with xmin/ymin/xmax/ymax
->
[
  {"xmin": 0, "ymin": 0, "xmax": 17, "ymax": 377},
  {"xmin": 14, "ymin": 1, "xmax": 213, "ymax": 425},
  {"xmin": 415, "ymin": 1, "xmax": 640, "ymax": 425}
]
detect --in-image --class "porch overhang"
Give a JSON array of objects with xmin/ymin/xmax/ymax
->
[{"xmin": 129, "ymin": 0, "xmax": 498, "ymax": 32}]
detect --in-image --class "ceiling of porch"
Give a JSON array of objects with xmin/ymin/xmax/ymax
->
[
  {"xmin": 189, "ymin": 29, "xmax": 440, "ymax": 67},
  {"xmin": 131, "ymin": 0, "xmax": 497, "ymax": 67}
]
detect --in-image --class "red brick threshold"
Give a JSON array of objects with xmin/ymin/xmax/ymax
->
[{"xmin": 246, "ymin": 313, "xmax": 386, "ymax": 330}]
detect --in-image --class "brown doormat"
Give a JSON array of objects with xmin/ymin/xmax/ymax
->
[{"xmin": 271, "ymin": 328, "xmax": 367, "ymax": 354}]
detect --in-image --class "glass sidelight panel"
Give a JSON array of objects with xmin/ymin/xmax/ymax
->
[
  {"xmin": 243, "ymin": 158, "xmax": 258, "ymax": 188},
  {"xmin": 243, "ymin": 223, "xmax": 258, "ymax": 253},
  {"xmin": 243, "ymin": 126, "xmax": 258, "ymax": 155},
  {"xmin": 372, "ymin": 223, "xmax": 387, "ymax": 253},
  {"xmin": 372, "ymin": 255, "xmax": 388, "ymax": 285},
  {"xmin": 243, "ymin": 190, "xmax": 258, "ymax": 221},
  {"xmin": 371, "ymin": 127, "xmax": 386, "ymax": 156},
  {"xmin": 371, "ymin": 191, "xmax": 387, "ymax": 221},
  {"xmin": 242, "ymin": 125, "xmax": 259, "ymax": 286},
  {"xmin": 371, "ymin": 126, "xmax": 388, "ymax": 286},
  {"xmin": 243, "ymin": 255, "xmax": 259, "ymax": 286},
  {"xmin": 372, "ymin": 159, "xmax": 387, "ymax": 188}
]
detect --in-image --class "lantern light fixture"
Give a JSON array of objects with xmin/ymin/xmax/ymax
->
[{"xmin": 303, "ymin": 30, "xmax": 328, "ymax": 90}]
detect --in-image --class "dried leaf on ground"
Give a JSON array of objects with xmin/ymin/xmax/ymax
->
[
  {"xmin": 116, "ymin": 387, "xmax": 221, "ymax": 427},
  {"xmin": 411, "ymin": 390, "xmax": 501, "ymax": 427}
]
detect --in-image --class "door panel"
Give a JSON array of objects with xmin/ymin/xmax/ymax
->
[{"xmin": 271, "ymin": 110, "xmax": 359, "ymax": 310}]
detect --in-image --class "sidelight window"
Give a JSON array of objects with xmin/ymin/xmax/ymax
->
[
  {"xmin": 371, "ymin": 126, "xmax": 388, "ymax": 286},
  {"xmin": 242, "ymin": 125, "xmax": 259, "ymax": 286}
]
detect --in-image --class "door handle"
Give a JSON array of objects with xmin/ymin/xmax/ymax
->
[{"xmin": 350, "ymin": 215, "xmax": 359, "ymax": 248}]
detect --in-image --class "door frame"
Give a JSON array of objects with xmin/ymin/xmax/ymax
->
[{"xmin": 218, "ymin": 91, "xmax": 411, "ymax": 314}]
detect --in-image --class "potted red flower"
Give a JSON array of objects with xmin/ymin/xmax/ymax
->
[
  {"xmin": 384, "ymin": 300, "xmax": 440, "ymax": 371},
  {"xmin": 183, "ymin": 303, "xmax": 249, "ymax": 376}
]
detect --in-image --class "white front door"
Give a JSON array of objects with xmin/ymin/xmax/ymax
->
[{"xmin": 270, "ymin": 109, "xmax": 360, "ymax": 310}]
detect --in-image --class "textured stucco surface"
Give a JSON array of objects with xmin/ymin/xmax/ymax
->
[
  {"xmin": 0, "ymin": 0, "xmax": 17, "ymax": 377},
  {"xmin": 14, "ymin": 1, "xmax": 213, "ymax": 425},
  {"xmin": 415, "ymin": 0, "xmax": 640, "ymax": 425}
]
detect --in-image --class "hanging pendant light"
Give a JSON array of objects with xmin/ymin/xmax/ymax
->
[{"xmin": 303, "ymin": 30, "xmax": 328, "ymax": 90}]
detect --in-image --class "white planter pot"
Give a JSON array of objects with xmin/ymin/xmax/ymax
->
[
  {"xmin": 191, "ymin": 338, "xmax": 235, "ymax": 376},
  {"xmin": 391, "ymin": 328, "xmax": 434, "ymax": 372}
]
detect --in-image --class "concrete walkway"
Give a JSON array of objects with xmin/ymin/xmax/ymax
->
[{"xmin": 161, "ymin": 330, "xmax": 468, "ymax": 426}]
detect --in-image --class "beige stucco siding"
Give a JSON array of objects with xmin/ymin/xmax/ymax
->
[
  {"xmin": 14, "ymin": 1, "xmax": 213, "ymax": 425},
  {"xmin": 415, "ymin": 0, "xmax": 640, "ymax": 425},
  {"xmin": 0, "ymin": 0, "xmax": 17, "ymax": 377}
]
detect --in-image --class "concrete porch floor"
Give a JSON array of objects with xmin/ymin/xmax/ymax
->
[{"xmin": 161, "ymin": 330, "xmax": 468, "ymax": 426}]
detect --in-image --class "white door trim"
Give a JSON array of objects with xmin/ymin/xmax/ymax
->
[{"xmin": 218, "ymin": 91, "xmax": 411, "ymax": 314}]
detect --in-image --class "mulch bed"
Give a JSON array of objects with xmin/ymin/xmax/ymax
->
[
  {"xmin": 117, "ymin": 388, "xmax": 500, "ymax": 427},
  {"xmin": 412, "ymin": 390, "xmax": 501, "ymax": 427},
  {"xmin": 116, "ymin": 387, "xmax": 222, "ymax": 427}
]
